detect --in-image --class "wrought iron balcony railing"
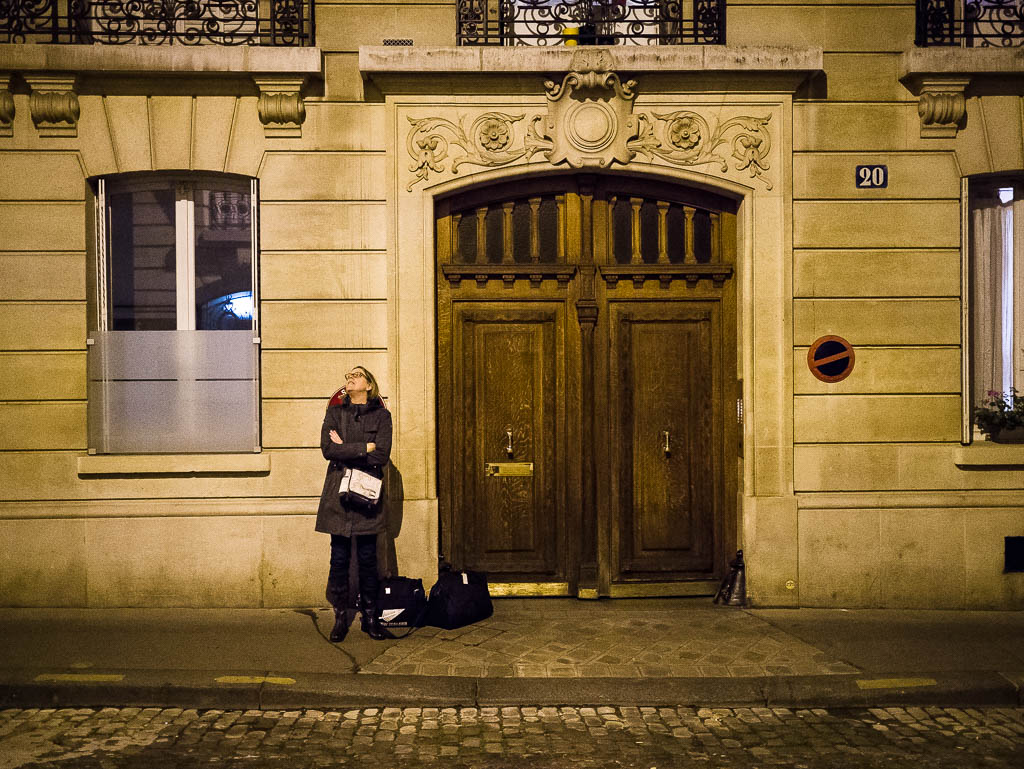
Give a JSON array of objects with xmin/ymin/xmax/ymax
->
[
  {"xmin": 0, "ymin": 0, "xmax": 314, "ymax": 45},
  {"xmin": 457, "ymin": 0, "xmax": 725, "ymax": 46},
  {"xmin": 916, "ymin": 0, "xmax": 1024, "ymax": 46}
]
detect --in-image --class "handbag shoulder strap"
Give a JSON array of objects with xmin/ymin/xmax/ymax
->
[{"xmin": 338, "ymin": 404, "xmax": 348, "ymax": 443}]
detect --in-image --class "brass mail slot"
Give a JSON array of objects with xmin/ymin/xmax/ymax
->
[{"xmin": 485, "ymin": 462, "xmax": 534, "ymax": 477}]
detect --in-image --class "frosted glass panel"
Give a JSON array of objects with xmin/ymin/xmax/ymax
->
[{"xmin": 89, "ymin": 330, "xmax": 259, "ymax": 454}]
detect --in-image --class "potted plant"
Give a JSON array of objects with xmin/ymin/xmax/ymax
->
[{"xmin": 973, "ymin": 389, "xmax": 1024, "ymax": 443}]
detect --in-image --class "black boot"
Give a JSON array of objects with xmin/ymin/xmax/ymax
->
[
  {"xmin": 329, "ymin": 609, "xmax": 349, "ymax": 643},
  {"xmin": 325, "ymin": 579, "xmax": 350, "ymax": 643},
  {"xmin": 359, "ymin": 596, "xmax": 389, "ymax": 641}
]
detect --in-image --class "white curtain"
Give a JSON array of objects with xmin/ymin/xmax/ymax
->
[{"xmin": 972, "ymin": 185, "xmax": 1024, "ymax": 408}]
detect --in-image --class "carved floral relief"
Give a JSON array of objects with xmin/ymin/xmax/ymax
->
[
  {"xmin": 405, "ymin": 54, "xmax": 776, "ymax": 191},
  {"xmin": 629, "ymin": 111, "xmax": 774, "ymax": 191},
  {"xmin": 407, "ymin": 112, "xmax": 528, "ymax": 191}
]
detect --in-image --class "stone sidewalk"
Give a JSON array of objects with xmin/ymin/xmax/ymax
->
[
  {"xmin": 355, "ymin": 603, "xmax": 858, "ymax": 678},
  {"xmin": 2, "ymin": 601, "xmax": 1022, "ymax": 709}
]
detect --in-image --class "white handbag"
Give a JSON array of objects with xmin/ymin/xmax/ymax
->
[{"xmin": 338, "ymin": 467, "xmax": 383, "ymax": 506}]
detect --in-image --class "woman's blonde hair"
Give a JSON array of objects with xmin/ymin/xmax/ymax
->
[{"xmin": 352, "ymin": 365, "xmax": 380, "ymax": 401}]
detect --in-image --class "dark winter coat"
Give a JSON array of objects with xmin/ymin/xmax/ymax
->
[{"xmin": 315, "ymin": 391, "xmax": 393, "ymax": 537}]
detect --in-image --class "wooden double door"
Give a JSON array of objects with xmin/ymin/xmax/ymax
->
[{"xmin": 436, "ymin": 176, "xmax": 738, "ymax": 597}]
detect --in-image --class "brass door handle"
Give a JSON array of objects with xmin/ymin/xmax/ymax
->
[
  {"xmin": 505, "ymin": 428, "xmax": 513, "ymax": 457},
  {"xmin": 663, "ymin": 430, "xmax": 670, "ymax": 455}
]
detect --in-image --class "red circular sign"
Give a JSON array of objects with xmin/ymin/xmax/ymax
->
[{"xmin": 808, "ymin": 336, "xmax": 855, "ymax": 383}]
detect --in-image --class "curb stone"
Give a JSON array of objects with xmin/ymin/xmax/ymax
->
[{"xmin": 1, "ymin": 669, "xmax": 1020, "ymax": 709}]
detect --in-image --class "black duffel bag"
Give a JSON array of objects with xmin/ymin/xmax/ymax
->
[
  {"xmin": 425, "ymin": 568, "xmax": 493, "ymax": 630},
  {"xmin": 376, "ymin": 576, "xmax": 428, "ymax": 637}
]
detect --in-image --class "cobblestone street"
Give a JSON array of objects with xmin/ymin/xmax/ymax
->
[{"xmin": 2, "ymin": 705, "xmax": 1021, "ymax": 769}]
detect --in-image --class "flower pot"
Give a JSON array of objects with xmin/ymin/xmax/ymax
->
[{"xmin": 990, "ymin": 426, "xmax": 1024, "ymax": 444}]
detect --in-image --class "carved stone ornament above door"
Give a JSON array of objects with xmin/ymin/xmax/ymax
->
[
  {"xmin": 528, "ymin": 49, "xmax": 638, "ymax": 169},
  {"xmin": 406, "ymin": 112, "xmax": 530, "ymax": 191},
  {"xmin": 629, "ymin": 111, "xmax": 774, "ymax": 191},
  {"xmin": 405, "ymin": 50, "xmax": 775, "ymax": 191}
]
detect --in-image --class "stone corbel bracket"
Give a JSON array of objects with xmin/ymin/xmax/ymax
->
[
  {"xmin": 24, "ymin": 74, "xmax": 79, "ymax": 138},
  {"xmin": 254, "ymin": 76, "xmax": 307, "ymax": 138},
  {"xmin": 0, "ymin": 73, "xmax": 14, "ymax": 138},
  {"xmin": 916, "ymin": 77, "xmax": 970, "ymax": 138}
]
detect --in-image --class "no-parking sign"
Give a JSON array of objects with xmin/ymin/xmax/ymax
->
[{"xmin": 808, "ymin": 336, "xmax": 855, "ymax": 383}]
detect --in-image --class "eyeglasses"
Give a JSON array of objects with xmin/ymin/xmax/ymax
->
[{"xmin": 345, "ymin": 371, "xmax": 367, "ymax": 380}]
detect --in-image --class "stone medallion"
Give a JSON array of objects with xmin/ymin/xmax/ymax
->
[{"xmin": 565, "ymin": 101, "xmax": 617, "ymax": 153}]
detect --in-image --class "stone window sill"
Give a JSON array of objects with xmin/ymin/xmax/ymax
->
[
  {"xmin": 77, "ymin": 453, "xmax": 270, "ymax": 477},
  {"xmin": 952, "ymin": 443, "xmax": 1024, "ymax": 468}
]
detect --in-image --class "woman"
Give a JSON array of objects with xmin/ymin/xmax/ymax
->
[{"xmin": 316, "ymin": 366, "xmax": 392, "ymax": 642}]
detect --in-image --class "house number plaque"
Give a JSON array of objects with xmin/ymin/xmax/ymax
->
[
  {"xmin": 855, "ymin": 165, "xmax": 888, "ymax": 188},
  {"xmin": 485, "ymin": 462, "xmax": 534, "ymax": 477}
]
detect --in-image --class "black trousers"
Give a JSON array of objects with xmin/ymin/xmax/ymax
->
[{"xmin": 326, "ymin": 533, "xmax": 379, "ymax": 611}]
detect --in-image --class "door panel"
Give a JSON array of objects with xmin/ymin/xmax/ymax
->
[
  {"xmin": 610, "ymin": 302, "xmax": 720, "ymax": 581},
  {"xmin": 455, "ymin": 304, "xmax": 562, "ymax": 579}
]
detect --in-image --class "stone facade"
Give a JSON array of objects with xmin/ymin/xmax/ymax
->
[{"xmin": 0, "ymin": 1, "xmax": 1022, "ymax": 609}]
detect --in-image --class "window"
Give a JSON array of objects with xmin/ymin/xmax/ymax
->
[
  {"xmin": 89, "ymin": 174, "xmax": 260, "ymax": 454},
  {"xmin": 970, "ymin": 179, "xmax": 1023, "ymax": 427}
]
